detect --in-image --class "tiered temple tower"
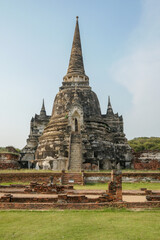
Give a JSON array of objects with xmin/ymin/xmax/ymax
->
[{"xmin": 35, "ymin": 17, "xmax": 132, "ymax": 170}]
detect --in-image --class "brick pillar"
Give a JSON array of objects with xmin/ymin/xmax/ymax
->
[
  {"xmin": 108, "ymin": 170, "xmax": 122, "ymax": 201},
  {"xmin": 115, "ymin": 170, "xmax": 122, "ymax": 201},
  {"xmin": 108, "ymin": 170, "xmax": 117, "ymax": 196},
  {"xmin": 111, "ymin": 170, "xmax": 116, "ymax": 181}
]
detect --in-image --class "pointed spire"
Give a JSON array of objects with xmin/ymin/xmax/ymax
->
[
  {"xmin": 42, "ymin": 99, "xmax": 45, "ymax": 110},
  {"xmin": 108, "ymin": 96, "xmax": 112, "ymax": 108},
  {"xmin": 107, "ymin": 96, "xmax": 114, "ymax": 115},
  {"xmin": 40, "ymin": 99, "xmax": 46, "ymax": 117},
  {"xmin": 64, "ymin": 17, "xmax": 86, "ymax": 78}
]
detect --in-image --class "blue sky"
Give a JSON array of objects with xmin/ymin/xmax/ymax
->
[{"xmin": 0, "ymin": 0, "xmax": 159, "ymax": 148}]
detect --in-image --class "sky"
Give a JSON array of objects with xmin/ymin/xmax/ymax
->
[{"xmin": 0, "ymin": 0, "xmax": 160, "ymax": 149}]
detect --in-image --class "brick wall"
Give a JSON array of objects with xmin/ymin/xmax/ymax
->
[
  {"xmin": 133, "ymin": 151, "xmax": 160, "ymax": 170},
  {"xmin": 0, "ymin": 201, "xmax": 160, "ymax": 210},
  {"xmin": 0, "ymin": 172, "xmax": 160, "ymax": 183},
  {"xmin": 0, "ymin": 173, "xmax": 62, "ymax": 183},
  {"xmin": 84, "ymin": 172, "xmax": 160, "ymax": 183},
  {"xmin": 0, "ymin": 153, "xmax": 20, "ymax": 169}
]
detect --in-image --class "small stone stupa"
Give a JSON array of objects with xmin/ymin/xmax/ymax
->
[{"xmin": 35, "ymin": 17, "xmax": 132, "ymax": 171}]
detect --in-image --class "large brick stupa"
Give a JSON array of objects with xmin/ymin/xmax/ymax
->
[{"xmin": 35, "ymin": 17, "xmax": 132, "ymax": 171}]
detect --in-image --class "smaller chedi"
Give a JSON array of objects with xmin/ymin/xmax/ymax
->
[{"xmin": 20, "ymin": 100, "xmax": 50, "ymax": 168}]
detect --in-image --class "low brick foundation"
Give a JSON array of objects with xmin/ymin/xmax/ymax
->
[
  {"xmin": 24, "ymin": 181, "xmax": 73, "ymax": 194},
  {"xmin": 146, "ymin": 195, "xmax": 160, "ymax": 201},
  {"xmin": 0, "ymin": 172, "xmax": 160, "ymax": 184},
  {"xmin": 0, "ymin": 172, "xmax": 62, "ymax": 183},
  {"xmin": 0, "ymin": 152, "xmax": 20, "ymax": 170},
  {"xmin": 0, "ymin": 201, "xmax": 160, "ymax": 210},
  {"xmin": 133, "ymin": 151, "xmax": 160, "ymax": 170},
  {"xmin": 84, "ymin": 172, "xmax": 160, "ymax": 183},
  {"xmin": 0, "ymin": 194, "xmax": 58, "ymax": 203},
  {"xmin": 0, "ymin": 170, "xmax": 123, "ymax": 208},
  {"xmin": 0, "ymin": 193, "xmax": 122, "ymax": 204}
]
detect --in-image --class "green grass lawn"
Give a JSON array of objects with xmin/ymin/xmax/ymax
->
[
  {"xmin": 0, "ymin": 182, "xmax": 30, "ymax": 186},
  {"xmin": 75, "ymin": 182, "xmax": 160, "ymax": 190},
  {"xmin": 0, "ymin": 209, "xmax": 160, "ymax": 240}
]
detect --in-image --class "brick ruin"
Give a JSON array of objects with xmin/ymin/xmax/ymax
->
[
  {"xmin": 0, "ymin": 172, "xmax": 160, "ymax": 184},
  {"xmin": 133, "ymin": 150, "xmax": 160, "ymax": 170},
  {"xmin": 0, "ymin": 170, "xmax": 122, "ymax": 204},
  {"xmin": 24, "ymin": 181, "xmax": 74, "ymax": 195},
  {"xmin": 0, "ymin": 147, "xmax": 20, "ymax": 169},
  {"xmin": 0, "ymin": 170, "xmax": 160, "ymax": 209},
  {"xmin": 108, "ymin": 170, "xmax": 122, "ymax": 201}
]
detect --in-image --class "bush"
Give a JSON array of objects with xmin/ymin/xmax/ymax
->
[{"xmin": 128, "ymin": 137, "xmax": 160, "ymax": 152}]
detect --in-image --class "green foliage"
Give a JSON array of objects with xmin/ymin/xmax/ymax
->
[
  {"xmin": 15, "ymin": 148, "xmax": 21, "ymax": 153},
  {"xmin": 65, "ymin": 114, "xmax": 68, "ymax": 119},
  {"xmin": 128, "ymin": 137, "xmax": 160, "ymax": 152},
  {"xmin": 0, "ymin": 147, "xmax": 20, "ymax": 155},
  {"xmin": 0, "ymin": 147, "xmax": 7, "ymax": 153},
  {"xmin": 0, "ymin": 182, "xmax": 29, "ymax": 186}
]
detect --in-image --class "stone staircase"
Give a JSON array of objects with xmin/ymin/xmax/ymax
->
[
  {"xmin": 61, "ymin": 172, "xmax": 84, "ymax": 185},
  {"xmin": 69, "ymin": 133, "xmax": 82, "ymax": 171}
]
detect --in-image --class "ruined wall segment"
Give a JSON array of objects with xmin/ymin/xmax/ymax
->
[
  {"xmin": 133, "ymin": 151, "xmax": 160, "ymax": 170},
  {"xmin": 0, "ymin": 147, "xmax": 20, "ymax": 169}
]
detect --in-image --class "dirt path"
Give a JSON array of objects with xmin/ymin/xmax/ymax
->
[
  {"xmin": 123, "ymin": 195, "xmax": 146, "ymax": 202},
  {"xmin": 0, "ymin": 192, "xmax": 147, "ymax": 202}
]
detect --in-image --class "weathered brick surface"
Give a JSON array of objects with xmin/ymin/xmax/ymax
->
[
  {"xmin": 84, "ymin": 172, "xmax": 160, "ymax": 183},
  {"xmin": 108, "ymin": 170, "xmax": 122, "ymax": 201},
  {"xmin": 122, "ymin": 172, "xmax": 160, "ymax": 182},
  {"xmin": 0, "ymin": 201, "xmax": 160, "ymax": 210},
  {"xmin": 0, "ymin": 195, "xmax": 58, "ymax": 203},
  {"xmin": 133, "ymin": 151, "xmax": 160, "ymax": 170},
  {"xmin": 0, "ymin": 173, "xmax": 62, "ymax": 183},
  {"xmin": 61, "ymin": 172, "xmax": 83, "ymax": 185},
  {"xmin": 134, "ymin": 160, "xmax": 160, "ymax": 170},
  {"xmin": 0, "ymin": 153, "xmax": 20, "ymax": 169},
  {"xmin": 146, "ymin": 195, "xmax": 160, "ymax": 201},
  {"xmin": 24, "ymin": 181, "xmax": 73, "ymax": 194},
  {"xmin": 0, "ymin": 172, "xmax": 160, "ymax": 183}
]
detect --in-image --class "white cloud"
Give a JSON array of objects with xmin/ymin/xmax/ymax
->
[{"xmin": 111, "ymin": 0, "xmax": 160, "ymax": 139}]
